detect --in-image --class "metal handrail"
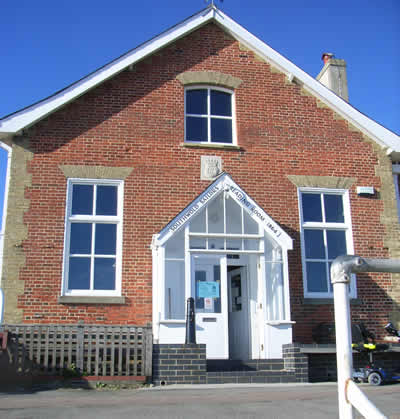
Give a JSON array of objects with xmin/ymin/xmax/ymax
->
[{"xmin": 331, "ymin": 255, "xmax": 400, "ymax": 419}]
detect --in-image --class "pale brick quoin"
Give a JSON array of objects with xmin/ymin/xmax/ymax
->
[{"xmin": 0, "ymin": 5, "xmax": 399, "ymax": 368}]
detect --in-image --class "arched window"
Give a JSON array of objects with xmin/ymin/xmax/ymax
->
[{"xmin": 185, "ymin": 86, "xmax": 236, "ymax": 144}]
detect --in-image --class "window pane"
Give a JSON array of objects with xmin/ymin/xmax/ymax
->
[
  {"xmin": 186, "ymin": 116, "xmax": 207, "ymax": 142},
  {"xmin": 165, "ymin": 229, "xmax": 184, "ymax": 258},
  {"xmin": 244, "ymin": 239, "xmax": 259, "ymax": 251},
  {"xmin": 70, "ymin": 223, "xmax": 92, "ymax": 254},
  {"xmin": 211, "ymin": 118, "xmax": 232, "ymax": 143},
  {"xmin": 68, "ymin": 257, "xmax": 90, "ymax": 289},
  {"xmin": 226, "ymin": 198, "xmax": 242, "ymax": 234},
  {"xmin": 244, "ymin": 211, "xmax": 259, "ymax": 234},
  {"xmin": 94, "ymin": 258, "xmax": 116, "ymax": 290},
  {"xmin": 208, "ymin": 195, "xmax": 224, "ymax": 233},
  {"xmin": 324, "ymin": 194, "xmax": 344, "ymax": 223},
  {"xmin": 302, "ymin": 193, "xmax": 322, "ymax": 222},
  {"xmin": 306, "ymin": 262, "xmax": 328, "ymax": 292},
  {"xmin": 72, "ymin": 185, "xmax": 93, "ymax": 215},
  {"xmin": 165, "ymin": 260, "xmax": 185, "ymax": 319},
  {"xmin": 190, "ymin": 209, "xmax": 206, "ymax": 233},
  {"xmin": 304, "ymin": 229, "xmax": 325, "ymax": 259},
  {"xmin": 226, "ymin": 239, "xmax": 241, "ymax": 250},
  {"xmin": 208, "ymin": 238, "xmax": 224, "ymax": 250},
  {"xmin": 327, "ymin": 230, "xmax": 347, "ymax": 259},
  {"xmin": 96, "ymin": 185, "xmax": 117, "ymax": 216},
  {"xmin": 211, "ymin": 90, "xmax": 232, "ymax": 116},
  {"xmin": 95, "ymin": 224, "xmax": 116, "ymax": 255},
  {"xmin": 190, "ymin": 237, "xmax": 207, "ymax": 249},
  {"xmin": 186, "ymin": 89, "xmax": 207, "ymax": 114}
]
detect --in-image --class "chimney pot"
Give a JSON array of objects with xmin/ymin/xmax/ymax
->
[{"xmin": 322, "ymin": 52, "xmax": 334, "ymax": 65}]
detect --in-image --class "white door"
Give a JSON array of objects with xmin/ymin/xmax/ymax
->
[
  {"xmin": 192, "ymin": 255, "xmax": 228, "ymax": 359},
  {"xmin": 228, "ymin": 267, "xmax": 250, "ymax": 360}
]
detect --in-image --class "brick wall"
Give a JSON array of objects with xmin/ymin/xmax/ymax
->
[{"xmin": 3, "ymin": 22, "xmax": 398, "ymax": 341}]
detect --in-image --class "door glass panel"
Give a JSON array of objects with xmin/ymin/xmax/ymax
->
[
  {"xmin": 230, "ymin": 273, "xmax": 242, "ymax": 312},
  {"xmin": 195, "ymin": 263, "xmax": 221, "ymax": 313}
]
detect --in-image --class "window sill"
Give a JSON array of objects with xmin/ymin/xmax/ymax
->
[
  {"xmin": 58, "ymin": 296, "xmax": 126, "ymax": 305},
  {"xmin": 303, "ymin": 298, "xmax": 361, "ymax": 305},
  {"xmin": 265, "ymin": 321, "xmax": 296, "ymax": 326},
  {"xmin": 182, "ymin": 142, "xmax": 241, "ymax": 151}
]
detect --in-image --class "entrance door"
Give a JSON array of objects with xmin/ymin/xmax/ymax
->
[
  {"xmin": 192, "ymin": 255, "xmax": 228, "ymax": 359},
  {"xmin": 228, "ymin": 267, "xmax": 250, "ymax": 359}
]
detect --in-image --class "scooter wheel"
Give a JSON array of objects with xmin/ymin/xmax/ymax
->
[{"xmin": 368, "ymin": 372, "xmax": 382, "ymax": 386}]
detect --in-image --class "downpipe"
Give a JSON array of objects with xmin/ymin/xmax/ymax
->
[{"xmin": 331, "ymin": 255, "xmax": 400, "ymax": 419}]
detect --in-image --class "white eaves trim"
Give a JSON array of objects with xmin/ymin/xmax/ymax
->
[{"xmin": 1, "ymin": 6, "xmax": 399, "ymax": 157}]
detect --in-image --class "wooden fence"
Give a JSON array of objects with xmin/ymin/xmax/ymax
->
[{"xmin": 0, "ymin": 324, "xmax": 152, "ymax": 378}]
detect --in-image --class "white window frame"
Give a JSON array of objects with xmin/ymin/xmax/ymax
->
[
  {"xmin": 298, "ymin": 188, "xmax": 356, "ymax": 298},
  {"xmin": 184, "ymin": 85, "xmax": 237, "ymax": 145},
  {"xmin": 393, "ymin": 164, "xmax": 400, "ymax": 222},
  {"xmin": 61, "ymin": 178, "xmax": 124, "ymax": 296}
]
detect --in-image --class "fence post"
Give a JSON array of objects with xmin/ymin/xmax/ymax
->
[
  {"xmin": 77, "ymin": 321, "xmax": 84, "ymax": 373},
  {"xmin": 144, "ymin": 327, "xmax": 153, "ymax": 377}
]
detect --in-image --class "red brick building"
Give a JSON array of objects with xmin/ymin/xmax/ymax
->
[{"xmin": 0, "ymin": 6, "xmax": 399, "ymax": 361}]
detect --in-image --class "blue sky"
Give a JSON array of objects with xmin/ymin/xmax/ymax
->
[{"xmin": 1, "ymin": 0, "xmax": 399, "ymax": 134}]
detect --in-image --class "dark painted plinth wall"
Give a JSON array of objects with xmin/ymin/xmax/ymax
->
[
  {"xmin": 309, "ymin": 351, "xmax": 400, "ymax": 382},
  {"xmin": 153, "ymin": 344, "xmax": 207, "ymax": 385},
  {"xmin": 282, "ymin": 343, "xmax": 309, "ymax": 382}
]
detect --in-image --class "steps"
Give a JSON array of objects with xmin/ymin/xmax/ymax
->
[{"xmin": 206, "ymin": 359, "xmax": 298, "ymax": 384}]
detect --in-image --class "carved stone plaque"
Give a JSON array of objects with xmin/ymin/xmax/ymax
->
[{"xmin": 201, "ymin": 156, "xmax": 222, "ymax": 180}]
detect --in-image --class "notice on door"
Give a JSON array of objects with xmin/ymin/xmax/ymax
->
[
  {"xmin": 198, "ymin": 281, "xmax": 220, "ymax": 298},
  {"xmin": 204, "ymin": 297, "xmax": 213, "ymax": 310}
]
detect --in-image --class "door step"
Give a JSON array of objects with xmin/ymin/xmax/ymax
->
[{"xmin": 206, "ymin": 359, "xmax": 297, "ymax": 384}]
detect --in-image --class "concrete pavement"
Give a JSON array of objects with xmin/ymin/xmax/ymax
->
[{"xmin": 0, "ymin": 382, "xmax": 399, "ymax": 418}]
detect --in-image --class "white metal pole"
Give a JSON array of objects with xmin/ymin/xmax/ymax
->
[
  {"xmin": 332, "ymin": 274, "xmax": 354, "ymax": 419},
  {"xmin": 331, "ymin": 256, "xmax": 400, "ymax": 419}
]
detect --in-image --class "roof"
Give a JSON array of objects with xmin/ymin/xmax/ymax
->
[{"xmin": 1, "ymin": 5, "xmax": 399, "ymax": 158}]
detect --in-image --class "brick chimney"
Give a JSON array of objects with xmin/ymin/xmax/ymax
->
[{"xmin": 316, "ymin": 53, "xmax": 349, "ymax": 102}]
